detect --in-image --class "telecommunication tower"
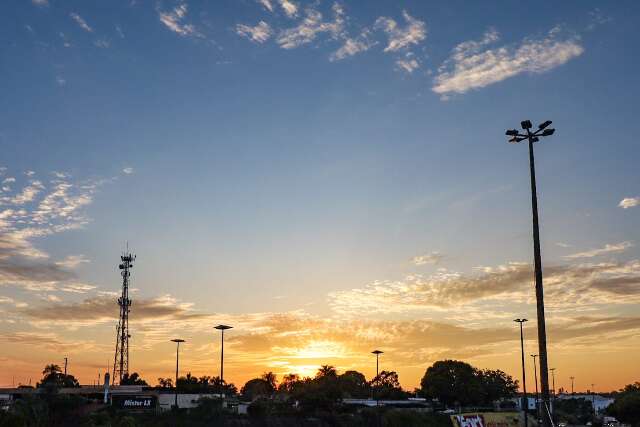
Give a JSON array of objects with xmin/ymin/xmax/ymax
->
[{"xmin": 112, "ymin": 250, "xmax": 135, "ymax": 385}]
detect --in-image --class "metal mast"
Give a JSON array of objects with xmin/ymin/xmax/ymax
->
[{"xmin": 113, "ymin": 250, "xmax": 135, "ymax": 385}]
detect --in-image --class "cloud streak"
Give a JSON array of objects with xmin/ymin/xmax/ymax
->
[
  {"xmin": 564, "ymin": 242, "xmax": 634, "ymax": 259},
  {"xmin": 433, "ymin": 26, "xmax": 583, "ymax": 96},
  {"xmin": 375, "ymin": 11, "xmax": 426, "ymax": 53},
  {"xmin": 619, "ymin": 197, "xmax": 639, "ymax": 209},
  {"xmin": 236, "ymin": 21, "xmax": 273, "ymax": 44}
]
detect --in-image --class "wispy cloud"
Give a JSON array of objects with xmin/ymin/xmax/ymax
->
[
  {"xmin": 278, "ymin": 0, "xmax": 298, "ymax": 18},
  {"xmin": 158, "ymin": 3, "xmax": 199, "ymax": 38},
  {"xmin": 396, "ymin": 53, "xmax": 420, "ymax": 73},
  {"xmin": 236, "ymin": 21, "xmax": 273, "ymax": 44},
  {"xmin": 329, "ymin": 260, "xmax": 640, "ymax": 316},
  {"xmin": 256, "ymin": 0, "xmax": 274, "ymax": 13},
  {"xmin": 276, "ymin": 3, "xmax": 345, "ymax": 49},
  {"xmin": 433, "ymin": 26, "xmax": 583, "ymax": 97},
  {"xmin": 70, "ymin": 13, "xmax": 93, "ymax": 33},
  {"xmin": 564, "ymin": 241, "xmax": 634, "ymax": 259},
  {"xmin": 374, "ymin": 11, "xmax": 426, "ymax": 53},
  {"xmin": 329, "ymin": 29, "xmax": 376, "ymax": 61},
  {"xmin": 122, "ymin": 167, "xmax": 134, "ymax": 175},
  {"xmin": 411, "ymin": 252, "xmax": 443, "ymax": 266},
  {"xmin": 31, "ymin": 0, "xmax": 48, "ymax": 6},
  {"xmin": 619, "ymin": 197, "xmax": 639, "ymax": 209}
]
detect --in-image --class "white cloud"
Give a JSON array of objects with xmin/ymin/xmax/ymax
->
[
  {"xmin": 55, "ymin": 255, "xmax": 90, "ymax": 269},
  {"xmin": 619, "ymin": 197, "xmax": 639, "ymax": 209},
  {"xmin": 122, "ymin": 167, "xmax": 134, "ymax": 175},
  {"xmin": 256, "ymin": 0, "xmax": 274, "ymax": 12},
  {"xmin": 330, "ymin": 29, "xmax": 376, "ymax": 61},
  {"xmin": 396, "ymin": 52, "xmax": 420, "ymax": 73},
  {"xmin": 278, "ymin": 0, "xmax": 298, "ymax": 18},
  {"xmin": 70, "ymin": 13, "xmax": 93, "ymax": 33},
  {"xmin": 433, "ymin": 26, "xmax": 583, "ymax": 96},
  {"xmin": 564, "ymin": 242, "xmax": 634, "ymax": 259},
  {"xmin": 411, "ymin": 252, "xmax": 443, "ymax": 266},
  {"xmin": 236, "ymin": 21, "xmax": 273, "ymax": 44},
  {"xmin": 276, "ymin": 3, "xmax": 345, "ymax": 49},
  {"xmin": 158, "ymin": 3, "xmax": 199, "ymax": 38},
  {"xmin": 374, "ymin": 10, "xmax": 426, "ymax": 53},
  {"xmin": 94, "ymin": 38, "xmax": 110, "ymax": 49},
  {"xmin": 32, "ymin": 0, "xmax": 48, "ymax": 6}
]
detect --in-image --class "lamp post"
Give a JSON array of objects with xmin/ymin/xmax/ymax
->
[
  {"xmin": 570, "ymin": 376, "xmax": 575, "ymax": 394},
  {"xmin": 505, "ymin": 120, "xmax": 555, "ymax": 427},
  {"xmin": 214, "ymin": 324, "xmax": 232, "ymax": 394},
  {"xmin": 64, "ymin": 357, "xmax": 68, "ymax": 376},
  {"xmin": 550, "ymin": 368, "xmax": 556, "ymax": 419},
  {"xmin": 170, "ymin": 338, "xmax": 185, "ymax": 409},
  {"xmin": 591, "ymin": 383, "xmax": 596, "ymax": 418},
  {"xmin": 371, "ymin": 350, "xmax": 383, "ymax": 404},
  {"xmin": 531, "ymin": 354, "xmax": 540, "ymax": 424},
  {"xmin": 514, "ymin": 319, "xmax": 529, "ymax": 427}
]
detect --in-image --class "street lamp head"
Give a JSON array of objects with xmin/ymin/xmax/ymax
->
[
  {"xmin": 514, "ymin": 318, "xmax": 528, "ymax": 323},
  {"xmin": 372, "ymin": 350, "xmax": 384, "ymax": 355},
  {"xmin": 214, "ymin": 324, "xmax": 232, "ymax": 330},
  {"xmin": 530, "ymin": 136, "xmax": 540, "ymax": 143},
  {"xmin": 531, "ymin": 354, "xmax": 538, "ymax": 358},
  {"xmin": 505, "ymin": 129, "xmax": 519, "ymax": 136},
  {"xmin": 538, "ymin": 120, "xmax": 552, "ymax": 130},
  {"xmin": 542, "ymin": 128, "xmax": 555, "ymax": 136},
  {"xmin": 521, "ymin": 120, "xmax": 533, "ymax": 130},
  {"xmin": 171, "ymin": 338, "xmax": 185, "ymax": 343}
]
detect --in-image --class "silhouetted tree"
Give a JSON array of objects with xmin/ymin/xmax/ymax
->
[
  {"xmin": 339, "ymin": 370, "xmax": 369, "ymax": 398},
  {"xmin": 120, "ymin": 372, "xmax": 148, "ymax": 386},
  {"xmin": 261, "ymin": 372, "xmax": 278, "ymax": 391},
  {"xmin": 420, "ymin": 360, "xmax": 483, "ymax": 407},
  {"xmin": 278, "ymin": 373, "xmax": 301, "ymax": 393},
  {"xmin": 37, "ymin": 363, "xmax": 80, "ymax": 388},
  {"xmin": 608, "ymin": 382, "xmax": 640, "ymax": 427},
  {"xmin": 157, "ymin": 377, "xmax": 173, "ymax": 388},
  {"xmin": 241, "ymin": 378, "xmax": 273, "ymax": 401},
  {"xmin": 371, "ymin": 370, "xmax": 408, "ymax": 399},
  {"xmin": 478, "ymin": 369, "xmax": 518, "ymax": 402}
]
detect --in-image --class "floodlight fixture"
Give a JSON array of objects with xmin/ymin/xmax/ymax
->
[
  {"xmin": 521, "ymin": 120, "xmax": 533, "ymax": 129},
  {"xmin": 542, "ymin": 128, "xmax": 555, "ymax": 136},
  {"xmin": 214, "ymin": 324, "xmax": 233, "ymax": 331},
  {"xmin": 506, "ymin": 129, "xmax": 519, "ymax": 136},
  {"xmin": 171, "ymin": 338, "xmax": 185, "ymax": 343},
  {"xmin": 538, "ymin": 120, "xmax": 552, "ymax": 130}
]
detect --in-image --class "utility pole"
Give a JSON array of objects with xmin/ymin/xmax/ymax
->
[
  {"xmin": 570, "ymin": 376, "xmax": 575, "ymax": 394},
  {"xmin": 171, "ymin": 339, "xmax": 185, "ymax": 409},
  {"xmin": 214, "ymin": 325, "xmax": 232, "ymax": 395},
  {"xmin": 505, "ymin": 120, "xmax": 556, "ymax": 427},
  {"xmin": 64, "ymin": 357, "xmax": 68, "ymax": 376},
  {"xmin": 531, "ymin": 354, "xmax": 540, "ymax": 424}
]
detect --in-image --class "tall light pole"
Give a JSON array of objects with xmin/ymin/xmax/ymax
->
[
  {"xmin": 531, "ymin": 354, "xmax": 540, "ymax": 423},
  {"xmin": 371, "ymin": 350, "xmax": 383, "ymax": 404},
  {"xmin": 514, "ymin": 319, "xmax": 529, "ymax": 427},
  {"xmin": 506, "ymin": 120, "xmax": 555, "ymax": 427},
  {"xmin": 591, "ymin": 383, "xmax": 596, "ymax": 418},
  {"xmin": 64, "ymin": 357, "xmax": 68, "ymax": 376},
  {"xmin": 214, "ymin": 324, "xmax": 232, "ymax": 394},
  {"xmin": 171, "ymin": 339, "xmax": 185, "ymax": 409},
  {"xmin": 550, "ymin": 368, "xmax": 556, "ymax": 419},
  {"xmin": 570, "ymin": 376, "xmax": 575, "ymax": 394}
]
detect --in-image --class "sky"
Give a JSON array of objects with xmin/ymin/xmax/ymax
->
[{"xmin": 0, "ymin": 0, "xmax": 639, "ymax": 392}]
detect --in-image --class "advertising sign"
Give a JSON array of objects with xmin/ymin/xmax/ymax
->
[
  {"xmin": 451, "ymin": 412, "xmax": 520, "ymax": 427},
  {"xmin": 112, "ymin": 395, "xmax": 157, "ymax": 411}
]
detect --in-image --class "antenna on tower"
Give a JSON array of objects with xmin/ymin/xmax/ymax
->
[{"xmin": 112, "ymin": 246, "xmax": 135, "ymax": 385}]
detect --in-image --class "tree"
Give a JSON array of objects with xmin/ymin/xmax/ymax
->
[
  {"xmin": 261, "ymin": 372, "xmax": 277, "ymax": 391},
  {"xmin": 420, "ymin": 360, "xmax": 483, "ymax": 407},
  {"xmin": 157, "ymin": 377, "xmax": 173, "ymax": 388},
  {"xmin": 371, "ymin": 370, "xmax": 408, "ymax": 400},
  {"xmin": 278, "ymin": 373, "xmax": 301, "ymax": 394},
  {"xmin": 241, "ymin": 378, "xmax": 273, "ymax": 401},
  {"xmin": 120, "ymin": 372, "xmax": 148, "ymax": 386},
  {"xmin": 316, "ymin": 365, "xmax": 337, "ymax": 379},
  {"xmin": 478, "ymin": 369, "xmax": 518, "ymax": 402},
  {"xmin": 608, "ymin": 382, "xmax": 640, "ymax": 427},
  {"xmin": 37, "ymin": 363, "xmax": 80, "ymax": 389},
  {"xmin": 339, "ymin": 370, "xmax": 369, "ymax": 398}
]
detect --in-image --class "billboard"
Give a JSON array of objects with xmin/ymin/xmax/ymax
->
[
  {"xmin": 112, "ymin": 395, "xmax": 157, "ymax": 411},
  {"xmin": 451, "ymin": 412, "xmax": 521, "ymax": 427}
]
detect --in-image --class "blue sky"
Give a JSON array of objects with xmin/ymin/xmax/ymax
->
[{"xmin": 0, "ymin": 0, "xmax": 639, "ymax": 389}]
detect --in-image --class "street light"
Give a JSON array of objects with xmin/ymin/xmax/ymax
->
[
  {"xmin": 506, "ymin": 120, "xmax": 556, "ymax": 427},
  {"xmin": 514, "ymin": 319, "xmax": 529, "ymax": 427},
  {"xmin": 214, "ymin": 324, "xmax": 232, "ymax": 394},
  {"xmin": 372, "ymin": 350, "xmax": 383, "ymax": 407},
  {"xmin": 550, "ymin": 368, "xmax": 556, "ymax": 420},
  {"xmin": 531, "ymin": 354, "xmax": 540, "ymax": 423},
  {"xmin": 570, "ymin": 376, "xmax": 575, "ymax": 394},
  {"xmin": 170, "ymin": 338, "xmax": 185, "ymax": 409}
]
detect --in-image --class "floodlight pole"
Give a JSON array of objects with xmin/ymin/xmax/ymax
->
[
  {"xmin": 171, "ymin": 338, "xmax": 184, "ymax": 409},
  {"xmin": 531, "ymin": 354, "xmax": 540, "ymax": 423},
  {"xmin": 215, "ymin": 325, "xmax": 232, "ymax": 394},
  {"xmin": 514, "ymin": 319, "xmax": 528, "ymax": 427},
  {"xmin": 506, "ymin": 121, "xmax": 555, "ymax": 427}
]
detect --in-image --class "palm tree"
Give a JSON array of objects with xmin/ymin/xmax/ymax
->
[{"xmin": 316, "ymin": 365, "xmax": 337, "ymax": 379}]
